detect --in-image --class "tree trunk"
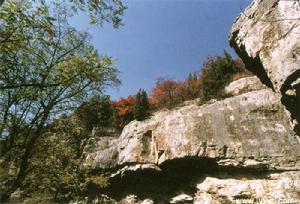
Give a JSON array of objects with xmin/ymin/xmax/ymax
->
[{"xmin": 5, "ymin": 109, "xmax": 51, "ymax": 200}]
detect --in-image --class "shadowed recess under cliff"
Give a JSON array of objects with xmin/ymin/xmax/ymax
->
[
  {"xmin": 281, "ymin": 69, "xmax": 300, "ymax": 135},
  {"xmin": 84, "ymin": 157, "xmax": 276, "ymax": 203}
]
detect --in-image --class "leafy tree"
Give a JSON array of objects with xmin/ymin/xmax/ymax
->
[
  {"xmin": 150, "ymin": 79, "xmax": 187, "ymax": 109},
  {"xmin": 0, "ymin": 1, "xmax": 120, "ymax": 199},
  {"xmin": 133, "ymin": 89, "xmax": 150, "ymax": 121},
  {"xmin": 149, "ymin": 53, "xmax": 251, "ymax": 109},
  {"xmin": 187, "ymin": 72, "xmax": 198, "ymax": 82},
  {"xmin": 23, "ymin": 115, "xmax": 109, "ymax": 202},
  {"xmin": 112, "ymin": 96, "xmax": 135, "ymax": 128},
  {"xmin": 186, "ymin": 71, "xmax": 202, "ymax": 99},
  {"xmin": 200, "ymin": 51, "xmax": 237, "ymax": 101},
  {"xmin": 0, "ymin": 0, "xmax": 126, "ymax": 28},
  {"xmin": 76, "ymin": 95, "xmax": 115, "ymax": 131},
  {"xmin": 148, "ymin": 53, "xmax": 251, "ymax": 110},
  {"xmin": 26, "ymin": 117, "xmax": 84, "ymax": 201}
]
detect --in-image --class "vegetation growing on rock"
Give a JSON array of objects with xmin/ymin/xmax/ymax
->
[
  {"xmin": 0, "ymin": 0, "xmax": 256, "ymax": 203},
  {"xmin": 0, "ymin": 0, "xmax": 123, "ymax": 202},
  {"xmin": 133, "ymin": 89, "xmax": 150, "ymax": 121}
]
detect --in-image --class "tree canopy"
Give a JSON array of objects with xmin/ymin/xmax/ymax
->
[
  {"xmin": 0, "ymin": 0, "xmax": 122, "ymax": 200},
  {"xmin": 112, "ymin": 96, "xmax": 135, "ymax": 128},
  {"xmin": 0, "ymin": 0, "xmax": 127, "ymax": 28},
  {"xmin": 150, "ymin": 79, "xmax": 187, "ymax": 109},
  {"xmin": 76, "ymin": 95, "xmax": 115, "ymax": 131},
  {"xmin": 200, "ymin": 51, "xmax": 248, "ymax": 101}
]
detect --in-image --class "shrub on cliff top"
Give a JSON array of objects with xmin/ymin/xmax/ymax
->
[
  {"xmin": 134, "ymin": 89, "xmax": 150, "ymax": 121},
  {"xmin": 200, "ymin": 51, "xmax": 249, "ymax": 101}
]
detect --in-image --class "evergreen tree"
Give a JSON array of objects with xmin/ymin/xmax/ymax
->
[
  {"xmin": 201, "ymin": 50, "xmax": 236, "ymax": 101},
  {"xmin": 186, "ymin": 72, "xmax": 201, "ymax": 99},
  {"xmin": 134, "ymin": 89, "xmax": 150, "ymax": 121},
  {"xmin": 187, "ymin": 72, "xmax": 198, "ymax": 82}
]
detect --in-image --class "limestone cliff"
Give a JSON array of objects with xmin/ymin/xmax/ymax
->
[
  {"xmin": 77, "ymin": 77, "xmax": 300, "ymax": 204},
  {"xmin": 84, "ymin": 80, "xmax": 299, "ymax": 171},
  {"xmin": 229, "ymin": 0, "xmax": 300, "ymax": 134},
  {"xmin": 73, "ymin": 1, "xmax": 300, "ymax": 202}
]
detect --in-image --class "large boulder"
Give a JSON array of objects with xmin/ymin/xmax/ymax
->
[{"xmin": 229, "ymin": 0, "xmax": 300, "ymax": 134}]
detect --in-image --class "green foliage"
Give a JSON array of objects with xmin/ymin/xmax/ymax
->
[
  {"xmin": 0, "ymin": 0, "xmax": 127, "ymax": 28},
  {"xmin": 187, "ymin": 72, "xmax": 198, "ymax": 81},
  {"xmin": 85, "ymin": 175, "xmax": 109, "ymax": 189},
  {"xmin": 186, "ymin": 71, "xmax": 202, "ymax": 100},
  {"xmin": 23, "ymin": 115, "xmax": 109, "ymax": 202},
  {"xmin": 0, "ymin": 0, "xmax": 120, "ymax": 200},
  {"xmin": 0, "ymin": 0, "xmax": 123, "ymax": 202},
  {"xmin": 201, "ymin": 51, "xmax": 239, "ymax": 101},
  {"xmin": 66, "ymin": 0, "xmax": 127, "ymax": 27},
  {"xmin": 133, "ymin": 89, "xmax": 150, "ymax": 121},
  {"xmin": 111, "ymin": 105, "xmax": 122, "ymax": 129},
  {"xmin": 76, "ymin": 95, "xmax": 115, "ymax": 131},
  {"xmin": 149, "ymin": 51, "xmax": 251, "ymax": 110}
]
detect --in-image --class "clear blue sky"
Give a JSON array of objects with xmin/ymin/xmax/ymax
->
[{"xmin": 70, "ymin": 0, "xmax": 251, "ymax": 100}]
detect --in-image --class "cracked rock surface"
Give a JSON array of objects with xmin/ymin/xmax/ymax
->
[
  {"xmin": 229, "ymin": 0, "xmax": 300, "ymax": 134},
  {"xmin": 84, "ymin": 86, "xmax": 299, "ymax": 171},
  {"xmin": 79, "ymin": 78, "xmax": 300, "ymax": 203},
  {"xmin": 74, "ymin": 1, "xmax": 300, "ymax": 202}
]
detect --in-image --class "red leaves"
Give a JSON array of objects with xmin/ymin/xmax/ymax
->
[
  {"xmin": 150, "ymin": 79, "xmax": 189, "ymax": 108},
  {"xmin": 112, "ymin": 96, "xmax": 135, "ymax": 127}
]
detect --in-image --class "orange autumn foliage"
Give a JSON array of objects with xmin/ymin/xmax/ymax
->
[
  {"xmin": 112, "ymin": 95, "xmax": 135, "ymax": 127},
  {"xmin": 150, "ymin": 79, "xmax": 188, "ymax": 108}
]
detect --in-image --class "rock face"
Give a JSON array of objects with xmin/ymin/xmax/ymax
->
[
  {"xmin": 224, "ymin": 76, "xmax": 266, "ymax": 96},
  {"xmin": 81, "ymin": 77, "xmax": 300, "ymax": 203},
  {"xmin": 229, "ymin": 0, "xmax": 300, "ymax": 134},
  {"xmin": 77, "ymin": 1, "xmax": 300, "ymax": 202},
  {"xmin": 194, "ymin": 172, "xmax": 300, "ymax": 204},
  {"xmin": 85, "ymin": 86, "xmax": 299, "ymax": 171}
]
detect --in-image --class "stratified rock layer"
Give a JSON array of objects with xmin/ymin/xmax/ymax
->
[
  {"xmin": 229, "ymin": 0, "xmax": 300, "ymax": 134},
  {"xmin": 194, "ymin": 172, "xmax": 300, "ymax": 204},
  {"xmin": 224, "ymin": 76, "xmax": 266, "ymax": 96},
  {"xmin": 78, "ymin": 1, "xmax": 300, "ymax": 201},
  {"xmin": 84, "ymin": 87, "xmax": 299, "ymax": 171},
  {"xmin": 80, "ymin": 78, "xmax": 300, "ymax": 203}
]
